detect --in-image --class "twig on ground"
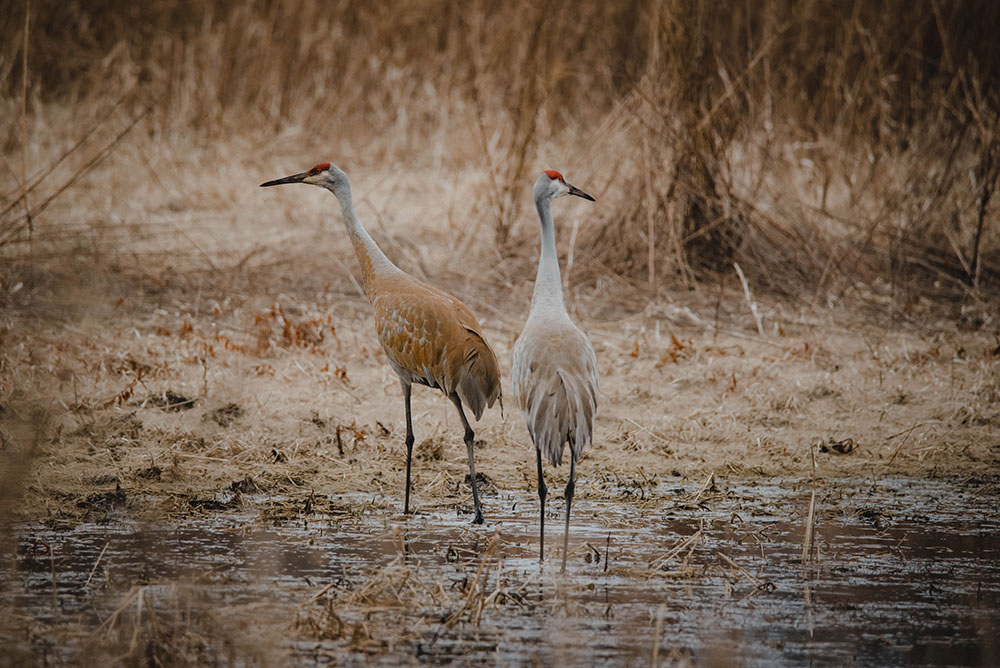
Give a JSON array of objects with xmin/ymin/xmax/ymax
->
[
  {"xmin": 734, "ymin": 262, "xmax": 766, "ymax": 337},
  {"xmin": 716, "ymin": 550, "xmax": 764, "ymax": 589},
  {"xmin": 650, "ymin": 603, "xmax": 666, "ymax": 667},
  {"xmin": 85, "ymin": 541, "xmax": 109, "ymax": 589},
  {"xmin": 685, "ymin": 472, "xmax": 715, "ymax": 503}
]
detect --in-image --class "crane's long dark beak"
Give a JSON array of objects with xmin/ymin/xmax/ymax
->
[
  {"xmin": 568, "ymin": 183, "xmax": 595, "ymax": 202},
  {"xmin": 260, "ymin": 171, "xmax": 310, "ymax": 187}
]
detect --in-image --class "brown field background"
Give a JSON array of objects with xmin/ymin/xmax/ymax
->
[
  {"xmin": 3, "ymin": 0, "xmax": 999, "ymax": 296},
  {"xmin": 1, "ymin": 1, "xmax": 1000, "ymax": 663}
]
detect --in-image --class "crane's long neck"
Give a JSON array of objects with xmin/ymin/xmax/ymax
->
[
  {"xmin": 330, "ymin": 182, "xmax": 401, "ymax": 296},
  {"xmin": 530, "ymin": 197, "xmax": 567, "ymax": 313}
]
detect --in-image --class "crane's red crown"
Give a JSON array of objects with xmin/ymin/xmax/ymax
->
[
  {"xmin": 543, "ymin": 169, "xmax": 565, "ymax": 182},
  {"xmin": 309, "ymin": 162, "xmax": 331, "ymax": 175}
]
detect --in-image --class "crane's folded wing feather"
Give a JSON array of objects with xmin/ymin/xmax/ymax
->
[{"xmin": 372, "ymin": 279, "xmax": 501, "ymax": 420}]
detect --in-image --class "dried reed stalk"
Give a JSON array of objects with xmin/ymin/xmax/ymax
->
[
  {"xmin": 801, "ymin": 442, "xmax": 817, "ymax": 565},
  {"xmin": 734, "ymin": 263, "xmax": 765, "ymax": 337},
  {"xmin": 650, "ymin": 603, "xmax": 665, "ymax": 667},
  {"xmin": 19, "ymin": 0, "xmax": 30, "ymax": 244}
]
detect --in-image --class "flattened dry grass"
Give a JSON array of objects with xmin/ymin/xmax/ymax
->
[{"xmin": 2, "ymin": 278, "xmax": 997, "ymax": 530}]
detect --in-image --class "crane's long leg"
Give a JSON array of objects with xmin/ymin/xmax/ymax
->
[
  {"xmin": 536, "ymin": 447, "xmax": 547, "ymax": 563},
  {"xmin": 402, "ymin": 380, "xmax": 415, "ymax": 515},
  {"xmin": 561, "ymin": 453, "xmax": 577, "ymax": 573},
  {"xmin": 449, "ymin": 393, "xmax": 485, "ymax": 524}
]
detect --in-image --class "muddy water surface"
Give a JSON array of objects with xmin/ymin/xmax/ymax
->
[{"xmin": 4, "ymin": 477, "xmax": 999, "ymax": 666}]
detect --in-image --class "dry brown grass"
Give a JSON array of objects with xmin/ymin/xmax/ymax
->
[
  {"xmin": 1, "ymin": 1, "xmax": 998, "ymax": 306},
  {"xmin": 2, "ymin": 285, "xmax": 997, "ymax": 529}
]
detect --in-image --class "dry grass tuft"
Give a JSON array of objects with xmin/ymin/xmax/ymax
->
[{"xmin": 63, "ymin": 584, "xmax": 274, "ymax": 667}]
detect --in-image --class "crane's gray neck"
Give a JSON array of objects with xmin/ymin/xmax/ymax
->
[
  {"xmin": 531, "ymin": 196, "xmax": 567, "ymax": 312},
  {"xmin": 329, "ymin": 180, "xmax": 400, "ymax": 295}
]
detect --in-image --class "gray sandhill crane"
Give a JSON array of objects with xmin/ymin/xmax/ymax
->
[
  {"xmin": 261, "ymin": 162, "xmax": 502, "ymax": 524},
  {"xmin": 511, "ymin": 170, "xmax": 598, "ymax": 571}
]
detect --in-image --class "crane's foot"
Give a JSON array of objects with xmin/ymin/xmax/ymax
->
[{"xmin": 458, "ymin": 502, "xmax": 485, "ymax": 524}]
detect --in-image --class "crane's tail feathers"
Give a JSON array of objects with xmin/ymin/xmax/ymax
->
[
  {"xmin": 456, "ymin": 328, "xmax": 502, "ymax": 421},
  {"xmin": 525, "ymin": 368, "xmax": 597, "ymax": 468},
  {"xmin": 458, "ymin": 373, "xmax": 487, "ymax": 420},
  {"xmin": 558, "ymin": 369, "xmax": 595, "ymax": 462}
]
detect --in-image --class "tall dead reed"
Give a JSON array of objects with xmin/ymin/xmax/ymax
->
[{"xmin": 1, "ymin": 0, "xmax": 998, "ymax": 305}]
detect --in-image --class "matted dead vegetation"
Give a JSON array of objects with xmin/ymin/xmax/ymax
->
[{"xmin": 1, "ymin": 288, "xmax": 997, "ymax": 529}]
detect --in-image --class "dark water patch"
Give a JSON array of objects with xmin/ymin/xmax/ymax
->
[{"xmin": 2, "ymin": 478, "xmax": 999, "ymax": 666}]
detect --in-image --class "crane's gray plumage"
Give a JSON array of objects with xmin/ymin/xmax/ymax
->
[
  {"xmin": 511, "ymin": 170, "xmax": 598, "ymax": 571},
  {"xmin": 511, "ymin": 325, "xmax": 598, "ymax": 466}
]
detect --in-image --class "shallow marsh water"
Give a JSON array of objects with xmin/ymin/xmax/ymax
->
[{"xmin": 3, "ymin": 476, "xmax": 998, "ymax": 666}]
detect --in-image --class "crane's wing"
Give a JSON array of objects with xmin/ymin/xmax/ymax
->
[
  {"xmin": 372, "ymin": 278, "xmax": 501, "ymax": 420},
  {"xmin": 512, "ymin": 325, "xmax": 599, "ymax": 466}
]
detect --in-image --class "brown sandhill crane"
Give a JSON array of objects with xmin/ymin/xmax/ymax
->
[
  {"xmin": 261, "ymin": 162, "xmax": 502, "ymax": 524},
  {"xmin": 511, "ymin": 170, "xmax": 598, "ymax": 571}
]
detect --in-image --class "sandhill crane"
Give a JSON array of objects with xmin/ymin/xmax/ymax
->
[
  {"xmin": 260, "ymin": 162, "xmax": 502, "ymax": 524},
  {"xmin": 511, "ymin": 170, "xmax": 598, "ymax": 571}
]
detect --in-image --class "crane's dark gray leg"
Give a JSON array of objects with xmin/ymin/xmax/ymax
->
[
  {"xmin": 449, "ymin": 393, "xmax": 484, "ymax": 524},
  {"xmin": 536, "ymin": 447, "xmax": 547, "ymax": 563},
  {"xmin": 402, "ymin": 381, "xmax": 415, "ymax": 515},
  {"xmin": 561, "ymin": 454, "xmax": 577, "ymax": 573}
]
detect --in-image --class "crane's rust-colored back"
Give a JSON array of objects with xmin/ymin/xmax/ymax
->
[{"xmin": 370, "ymin": 274, "xmax": 502, "ymax": 419}]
